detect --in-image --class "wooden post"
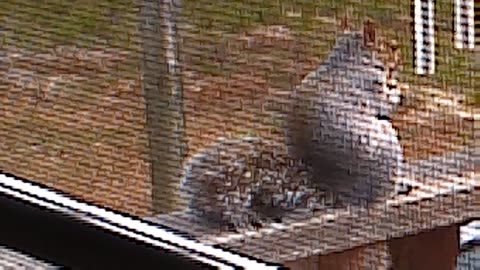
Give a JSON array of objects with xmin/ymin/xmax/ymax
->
[
  {"xmin": 283, "ymin": 242, "xmax": 391, "ymax": 270},
  {"xmin": 283, "ymin": 224, "xmax": 460, "ymax": 270},
  {"xmin": 388, "ymin": 225, "xmax": 460, "ymax": 270},
  {"xmin": 139, "ymin": 0, "xmax": 187, "ymax": 215}
]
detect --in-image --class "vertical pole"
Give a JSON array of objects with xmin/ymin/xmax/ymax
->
[
  {"xmin": 139, "ymin": 0, "xmax": 186, "ymax": 215},
  {"xmin": 413, "ymin": 0, "xmax": 436, "ymax": 75}
]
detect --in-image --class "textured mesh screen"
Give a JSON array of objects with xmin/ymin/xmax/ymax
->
[{"xmin": 0, "ymin": 0, "xmax": 477, "ymax": 267}]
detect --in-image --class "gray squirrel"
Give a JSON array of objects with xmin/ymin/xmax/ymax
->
[{"xmin": 179, "ymin": 21, "xmax": 407, "ymax": 230}]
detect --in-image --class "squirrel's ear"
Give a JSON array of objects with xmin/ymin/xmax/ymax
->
[
  {"xmin": 341, "ymin": 7, "xmax": 352, "ymax": 33},
  {"xmin": 389, "ymin": 39, "xmax": 400, "ymax": 64},
  {"xmin": 341, "ymin": 15, "xmax": 349, "ymax": 32},
  {"xmin": 363, "ymin": 19, "xmax": 376, "ymax": 48},
  {"xmin": 386, "ymin": 39, "xmax": 401, "ymax": 78}
]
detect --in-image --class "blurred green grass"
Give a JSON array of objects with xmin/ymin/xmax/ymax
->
[
  {"xmin": 0, "ymin": 0, "xmax": 138, "ymax": 49},
  {"xmin": 0, "ymin": 0, "xmax": 475, "ymax": 90},
  {"xmin": 181, "ymin": 0, "xmax": 476, "ymax": 91}
]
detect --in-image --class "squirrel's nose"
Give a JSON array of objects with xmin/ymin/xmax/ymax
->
[{"xmin": 386, "ymin": 79, "xmax": 397, "ymax": 90}]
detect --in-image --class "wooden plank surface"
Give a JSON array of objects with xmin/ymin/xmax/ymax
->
[{"xmin": 283, "ymin": 224, "xmax": 459, "ymax": 270}]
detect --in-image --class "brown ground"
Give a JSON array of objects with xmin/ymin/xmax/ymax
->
[
  {"xmin": 0, "ymin": 23, "xmax": 473, "ymax": 217},
  {"xmin": 181, "ymin": 25, "xmax": 323, "ymax": 157}
]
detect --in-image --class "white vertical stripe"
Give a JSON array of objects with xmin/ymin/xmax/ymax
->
[
  {"xmin": 465, "ymin": 0, "xmax": 475, "ymax": 49},
  {"xmin": 414, "ymin": 0, "xmax": 426, "ymax": 75},
  {"xmin": 426, "ymin": 0, "xmax": 435, "ymax": 74},
  {"xmin": 414, "ymin": 0, "xmax": 435, "ymax": 74},
  {"xmin": 454, "ymin": 0, "xmax": 464, "ymax": 49},
  {"xmin": 455, "ymin": 0, "xmax": 475, "ymax": 49}
]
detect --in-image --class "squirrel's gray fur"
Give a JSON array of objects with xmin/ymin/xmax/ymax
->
[
  {"xmin": 180, "ymin": 29, "xmax": 405, "ymax": 230},
  {"xmin": 284, "ymin": 30, "xmax": 404, "ymax": 207}
]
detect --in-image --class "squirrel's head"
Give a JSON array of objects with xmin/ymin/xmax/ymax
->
[{"xmin": 330, "ymin": 18, "xmax": 406, "ymax": 118}]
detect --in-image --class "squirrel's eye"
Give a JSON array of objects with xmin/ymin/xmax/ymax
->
[
  {"xmin": 387, "ymin": 83, "xmax": 397, "ymax": 89},
  {"xmin": 373, "ymin": 80, "xmax": 383, "ymax": 86},
  {"xmin": 374, "ymin": 65, "xmax": 385, "ymax": 71},
  {"xmin": 387, "ymin": 80, "xmax": 398, "ymax": 89}
]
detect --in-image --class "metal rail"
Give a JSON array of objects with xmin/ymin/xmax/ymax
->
[{"xmin": 0, "ymin": 171, "xmax": 282, "ymax": 269}]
